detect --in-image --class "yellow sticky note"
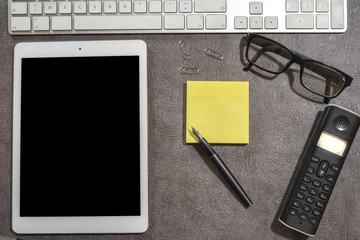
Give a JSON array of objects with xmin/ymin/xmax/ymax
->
[{"xmin": 186, "ymin": 81, "xmax": 249, "ymax": 144}]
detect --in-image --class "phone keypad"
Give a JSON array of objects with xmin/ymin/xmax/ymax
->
[{"xmin": 288, "ymin": 154, "xmax": 339, "ymax": 226}]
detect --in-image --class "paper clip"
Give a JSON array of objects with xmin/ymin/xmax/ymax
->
[
  {"xmin": 178, "ymin": 67, "xmax": 200, "ymax": 74},
  {"xmin": 204, "ymin": 48, "xmax": 224, "ymax": 61},
  {"xmin": 179, "ymin": 40, "xmax": 191, "ymax": 60}
]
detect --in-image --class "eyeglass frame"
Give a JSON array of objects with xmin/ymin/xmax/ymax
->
[{"xmin": 243, "ymin": 33, "xmax": 353, "ymax": 103}]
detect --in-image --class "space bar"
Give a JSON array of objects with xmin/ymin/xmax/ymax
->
[{"xmin": 74, "ymin": 16, "xmax": 162, "ymax": 30}]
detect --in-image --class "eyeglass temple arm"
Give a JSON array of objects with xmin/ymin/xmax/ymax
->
[
  {"xmin": 243, "ymin": 47, "xmax": 266, "ymax": 71},
  {"xmin": 323, "ymin": 79, "xmax": 331, "ymax": 104}
]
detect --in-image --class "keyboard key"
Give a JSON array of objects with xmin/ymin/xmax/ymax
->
[
  {"xmin": 74, "ymin": 2, "xmax": 87, "ymax": 14},
  {"xmin": 206, "ymin": 15, "xmax": 226, "ymax": 29},
  {"xmin": 301, "ymin": 0, "xmax": 314, "ymax": 12},
  {"xmin": 29, "ymin": 2, "xmax": 42, "ymax": 15},
  {"xmin": 11, "ymin": 2, "xmax": 28, "ymax": 15},
  {"xmin": 52, "ymin": 16, "xmax": 72, "ymax": 30},
  {"xmin": 265, "ymin": 16, "xmax": 278, "ymax": 29},
  {"xmin": 331, "ymin": 0, "xmax": 344, "ymax": 29},
  {"xmin": 33, "ymin": 16, "xmax": 50, "ymax": 31},
  {"xmin": 59, "ymin": 2, "xmax": 72, "ymax": 14},
  {"xmin": 165, "ymin": 15, "xmax": 185, "ymax": 29},
  {"xmin": 286, "ymin": 0, "xmax": 299, "ymax": 12},
  {"xmin": 149, "ymin": 1, "xmax": 162, "ymax": 13},
  {"xmin": 187, "ymin": 14, "xmax": 204, "ymax": 29},
  {"xmin": 104, "ymin": 1, "xmax": 117, "ymax": 13},
  {"xmin": 249, "ymin": 2, "xmax": 263, "ymax": 15},
  {"xmin": 119, "ymin": 1, "xmax": 132, "ymax": 13},
  {"xmin": 317, "ymin": 0, "xmax": 329, "ymax": 12},
  {"xmin": 195, "ymin": 0, "xmax": 226, "ymax": 13},
  {"xmin": 165, "ymin": 1, "xmax": 177, "ymax": 13},
  {"xmin": 44, "ymin": 2, "xmax": 57, "ymax": 14},
  {"xmin": 89, "ymin": 1, "xmax": 102, "ymax": 13},
  {"xmin": 234, "ymin": 16, "xmax": 248, "ymax": 29},
  {"xmin": 316, "ymin": 14, "xmax": 329, "ymax": 29},
  {"xmin": 74, "ymin": 15, "xmax": 162, "ymax": 30},
  {"xmin": 11, "ymin": 17, "xmax": 31, "ymax": 31},
  {"xmin": 249, "ymin": 16, "xmax": 263, "ymax": 29},
  {"xmin": 134, "ymin": 1, "xmax": 147, "ymax": 13},
  {"xmin": 286, "ymin": 14, "xmax": 314, "ymax": 29},
  {"xmin": 180, "ymin": 1, "xmax": 192, "ymax": 13}
]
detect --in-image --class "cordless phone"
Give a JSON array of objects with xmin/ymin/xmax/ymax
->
[{"xmin": 279, "ymin": 105, "xmax": 360, "ymax": 236}]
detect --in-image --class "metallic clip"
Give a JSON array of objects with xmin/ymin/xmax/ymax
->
[
  {"xmin": 179, "ymin": 40, "xmax": 191, "ymax": 60},
  {"xmin": 178, "ymin": 67, "xmax": 200, "ymax": 74},
  {"xmin": 204, "ymin": 48, "xmax": 224, "ymax": 61}
]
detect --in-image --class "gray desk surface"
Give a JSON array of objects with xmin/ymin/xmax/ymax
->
[{"xmin": 1, "ymin": 1, "xmax": 360, "ymax": 240}]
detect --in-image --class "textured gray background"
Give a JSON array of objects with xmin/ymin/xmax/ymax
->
[{"xmin": 1, "ymin": 1, "xmax": 360, "ymax": 240}]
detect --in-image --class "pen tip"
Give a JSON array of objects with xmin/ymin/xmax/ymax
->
[{"xmin": 191, "ymin": 126, "xmax": 202, "ymax": 140}]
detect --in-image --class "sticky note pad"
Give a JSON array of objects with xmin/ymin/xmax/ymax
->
[{"xmin": 186, "ymin": 81, "xmax": 249, "ymax": 144}]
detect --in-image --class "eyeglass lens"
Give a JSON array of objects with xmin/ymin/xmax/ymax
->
[
  {"xmin": 302, "ymin": 62, "xmax": 346, "ymax": 98},
  {"xmin": 247, "ymin": 37, "xmax": 292, "ymax": 74},
  {"xmin": 247, "ymin": 36, "xmax": 346, "ymax": 98}
]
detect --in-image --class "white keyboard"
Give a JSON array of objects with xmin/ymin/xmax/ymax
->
[{"xmin": 8, "ymin": 0, "xmax": 347, "ymax": 35}]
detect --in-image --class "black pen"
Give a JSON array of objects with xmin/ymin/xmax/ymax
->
[{"xmin": 192, "ymin": 127, "xmax": 253, "ymax": 208}]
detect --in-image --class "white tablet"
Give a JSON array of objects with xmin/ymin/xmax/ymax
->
[{"xmin": 12, "ymin": 40, "xmax": 148, "ymax": 234}]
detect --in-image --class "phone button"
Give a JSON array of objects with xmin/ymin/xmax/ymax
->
[
  {"xmin": 330, "ymin": 164, "xmax": 339, "ymax": 172},
  {"xmin": 309, "ymin": 217, "xmax": 319, "ymax": 225},
  {"xmin": 303, "ymin": 175, "xmax": 312, "ymax": 183},
  {"xmin": 289, "ymin": 208, "xmax": 298, "ymax": 216},
  {"xmin": 295, "ymin": 192, "xmax": 305, "ymax": 200},
  {"xmin": 326, "ymin": 175, "xmax": 335, "ymax": 183},
  {"xmin": 292, "ymin": 200, "xmax": 301, "ymax": 208},
  {"xmin": 311, "ymin": 155, "xmax": 320, "ymax": 163},
  {"xmin": 312, "ymin": 179, "xmax": 321, "ymax": 187},
  {"xmin": 322, "ymin": 184, "xmax": 331, "ymax": 192},
  {"xmin": 312, "ymin": 208, "xmax": 321, "ymax": 217},
  {"xmin": 299, "ymin": 212, "xmax": 308, "ymax": 221},
  {"xmin": 317, "ymin": 160, "xmax": 329, "ymax": 177},
  {"xmin": 316, "ymin": 200, "xmax": 325, "ymax": 209}
]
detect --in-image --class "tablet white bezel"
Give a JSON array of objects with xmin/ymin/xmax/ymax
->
[{"xmin": 12, "ymin": 40, "xmax": 148, "ymax": 234}]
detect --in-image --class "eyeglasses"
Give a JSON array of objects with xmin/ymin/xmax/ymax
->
[{"xmin": 243, "ymin": 33, "xmax": 353, "ymax": 103}]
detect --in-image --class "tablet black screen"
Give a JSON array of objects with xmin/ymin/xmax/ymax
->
[{"xmin": 20, "ymin": 56, "xmax": 140, "ymax": 217}]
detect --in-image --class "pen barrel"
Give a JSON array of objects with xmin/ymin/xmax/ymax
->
[
  {"xmin": 210, "ymin": 154, "xmax": 253, "ymax": 207},
  {"xmin": 199, "ymin": 138, "xmax": 216, "ymax": 156}
]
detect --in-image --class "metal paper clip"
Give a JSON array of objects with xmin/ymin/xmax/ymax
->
[
  {"xmin": 204, "ymin": 48, "xmax": 224, "ymax": 61},
  {"xmin": 178, "ymin": 67, "xmax": 200, "ymax": 74},
  {"xmin": 179, "ymin": 40, "xmax": 191, "ymax": 60}
]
